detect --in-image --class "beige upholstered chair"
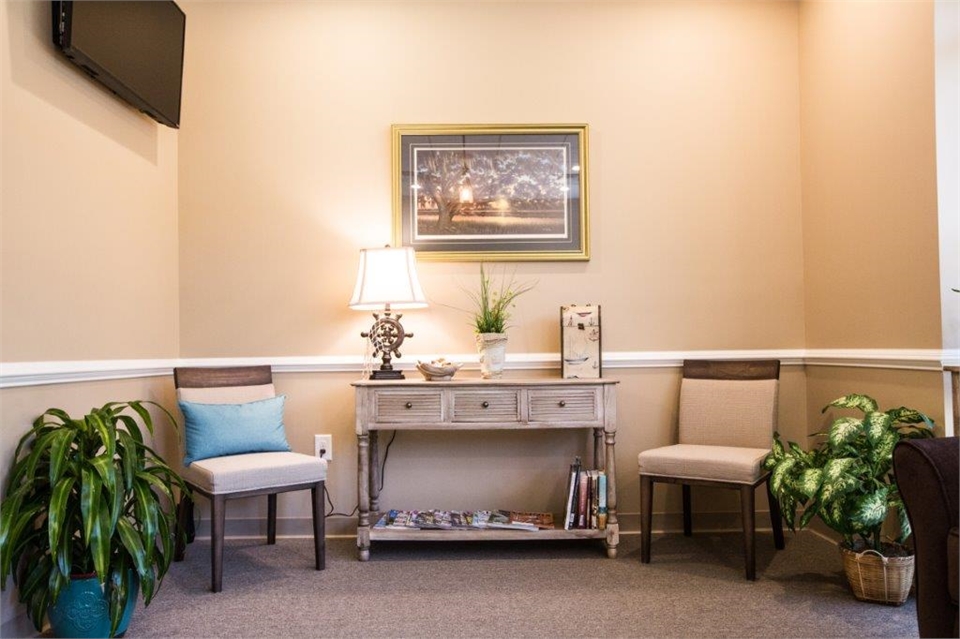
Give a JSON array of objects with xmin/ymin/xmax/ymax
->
[
  {"xmin": 173, "ymin": 366, "xmax": 327, "ymax": 592},
  {"xmin": 637, "ymin": 360, "xmax": 784, "ymax": 580}
]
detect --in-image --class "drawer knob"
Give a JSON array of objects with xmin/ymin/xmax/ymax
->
[
  {"xmin": 481, "ymin": 401, "xmax": 490, "ymax": 408},
  {"xmin": 405, "ymin": 402, "xmax": 413, "ymax": 409},
  {"xmin": 559, "ymin": 400, "xmax": 566, "ymax": 407}
]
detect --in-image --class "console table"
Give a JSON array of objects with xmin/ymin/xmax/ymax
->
[{"xmin": 352, "ymin": 378, "xmax": 620, "ymax": 561}]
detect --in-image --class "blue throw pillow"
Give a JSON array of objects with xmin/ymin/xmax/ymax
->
[{"xmin": 179, "ymin": 395, "xmax": 291, "ymax": 466}]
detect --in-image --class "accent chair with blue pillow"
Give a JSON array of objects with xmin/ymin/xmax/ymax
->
[{"xmin": 173, "ymin": 365, "xmax": 327, "ymax": 592}]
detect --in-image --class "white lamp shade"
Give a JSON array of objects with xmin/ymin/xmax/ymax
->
[{"xmin": 349, "ymin": 246, "xmax": 428, "ymax": 310}]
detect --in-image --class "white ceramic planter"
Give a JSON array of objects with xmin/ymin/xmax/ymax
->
[{"xmin": 476, "ymin": 333, "xmax": 508, "ymax": 379}]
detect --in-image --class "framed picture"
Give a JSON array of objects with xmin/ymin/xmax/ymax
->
[
  {"xmin": 392, "ymin": 124, "xmax": 589, "ymax": 262},
  {"xmin": 561, "ymin": 304, "xmax": 601, "ymax": 379}
]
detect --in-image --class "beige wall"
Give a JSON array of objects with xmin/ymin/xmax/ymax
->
[
  {"xmin": 799, "ymin": 0, "xmax": 941, "ymax": 350},
  {"xmin": 177, "ymin": 0, "xmax": 806, "ymax": 357},
  {"xmin": 1, "ymin": 1, "xmax": 180, "ymax": 362},
  {"xmin": 797, "ymin": 0, "xmax": 945, "ymax": 450}
]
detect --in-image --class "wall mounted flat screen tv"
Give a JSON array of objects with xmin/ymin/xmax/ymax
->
[{"xmin": 52, "ymin": 1, "xmax": 186, "ymax": 129}]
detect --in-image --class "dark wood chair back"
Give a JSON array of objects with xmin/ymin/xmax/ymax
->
[
  {"xmin": 174, "ymin": 365, "xmax": 273, "ymax": 389},
  {"xmin": 682, "ymin": 359, "xmax": 781, "ymax": 381}
]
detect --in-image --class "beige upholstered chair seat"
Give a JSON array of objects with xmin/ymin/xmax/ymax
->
[
  {"xmin": 183, "ymin": 451, "xmax": 327, "ymax": 495},
  {"xmin": 638, "ymin": 444, "xmax": 769, "ymax": 484}
]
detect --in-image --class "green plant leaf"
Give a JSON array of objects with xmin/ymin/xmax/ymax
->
[
  {"xmin": 770, "ymin": 457, "xmax": 798, "ymax": 496},
  {"xmin": 821, "ymin": 457, "xmax": 855, "ymax": 482},
  {"xmin": 0, "ymin": 503, "xmax": 43, "ymax": 583},
  {"xmin": 126, "ymin": 400, "xmax": 157, "ymax": 437},
  {"xmin": 851, "ymin": 489, "xmax": 888, "ymax": 532},
  {"xmin": 133, "ymin": 479, "xmax": 159, "ymax": 560},
  {"xmin": 897, "ymin": 424, "xmax": 936, "ymax": 439},
  {"xmin": 797, "ymin": 468, "xmax": 823, "ymax": 499},
  {"xmin": 86, "ymin": 411, "xmax": 116, "ymax": 460},
  {"xmin": 799, "ymin": 500, "xmax": 820, "ymax": 528},
  {"xmin": 46, "ymin": 476, "xmax": 75, "ymax": 575},
  {"xmin": 48, "ymin": 428, "xmax": 76, "ymax": 487},
  {"xmin": 117, "ymin": 430, "xmax": 138, "ymax": 492},
  {"xmin": 819, "ymin": 469, "xmax": 860, "ymax": 504},
  {"xmin": 80, "ymin": 465, "xmax": 102, "ymax": 547},
  {"xmin": 823, "ymin": 394, "xmax": 878, "ymax": 414},
  {"xmin": 885, "ymin": 406, "xmax": 928, "ymax": 425},
  {"xmin": 896, "ymin": 502, "xmax": 912, "ymax": 543},
  {"xmin": 863, "ymin": 411, "xmax": 890, "ymax": 446},
  {"xmin": 828, "ymin": 417, "xmax": 863, "ymax": 448},
  {"xmin": 116, "ymin": 518, "xmax": 148, "ymax": 577},
  {"xmin": 136, "ymin": 470, "xmax": 175, "ymax": 503},
  {"xmin": 870, "ymin": 430, "xmax": 898, "ymax": 466},
  {"xmin": 108, "ymin": 560, "xmax": 129, "ymax": 638},
  {"xmin": 91, "ymin": 502, "xmax": 111, "ymax": 580}
]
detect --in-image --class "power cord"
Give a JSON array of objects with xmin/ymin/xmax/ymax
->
[
  {"xmin": 378, "ymin": 430, "xmax": 398, "ymax": 492},
  {"xmin": 324, "ymin": 484, "xmax": 358, "ymax": 518},
  {"xmin": 324, "ymin": 430, "xmax": 399, "ymax": 517}
]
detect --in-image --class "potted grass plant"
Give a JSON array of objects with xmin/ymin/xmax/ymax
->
[
  {"xmin": 467, "ymin": 263, "xmax": 536, "ymax": 379},
  {"xmin": 0, "ymin": 401, "xmax": 188, "ymax": 637},
  {"xmin": 763, "ymin": 393, "xmax": 936, "ymax": 604}
]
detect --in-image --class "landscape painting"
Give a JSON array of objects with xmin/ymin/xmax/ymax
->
[{"xmin": 393, "ymin": 125, "xmax": 589, "ymax": 261}]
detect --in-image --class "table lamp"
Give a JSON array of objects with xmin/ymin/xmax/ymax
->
[{"xmin": 349, "ymin": 246, "xmax": 427, "ymax": 379}]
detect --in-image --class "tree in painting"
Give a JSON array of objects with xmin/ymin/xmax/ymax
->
[{"xmin": 414, "ymin": 146, "xmax": 569, "ymax": 236}]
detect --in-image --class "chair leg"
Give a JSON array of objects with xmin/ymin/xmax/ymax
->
[
  {"xmin": 640, "ymin": 474, "xmax": 653, "ymax": 564},
  {"xmin": 211, "ymin": 494, "xmax": 226, "ymax": 593},
  {"xmin": 311, "ymin": 482, "xmax": 326, "ymax": 570},
  {"xmin": 174, "ymin": 491, "xmax": 193, "ymax": 562},
  {"xmin": 767, "ymin": 478, "xmax": 785, "ymax": 550},
  {"xmin": 682, "ymin": 484, "xmax": 692, "ymax": 537},
  {"xmin": 267, "ymin": 494, "xmax": 277, "ymax": 545},
  {"xmin": 740, "ymin": 485, "xmax": 756, "ymax": 581}
]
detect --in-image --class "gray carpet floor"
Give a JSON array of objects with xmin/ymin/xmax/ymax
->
[{"xmin": 125, "ymin": 531, "xmax": 919, "ymax": 638}]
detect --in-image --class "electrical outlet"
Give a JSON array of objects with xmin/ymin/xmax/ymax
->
[{"xmin": 314, "ymin": 434, "xmax": 333, "ymax": 462}]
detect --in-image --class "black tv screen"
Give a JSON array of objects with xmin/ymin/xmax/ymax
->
[{"xmin": 52, "ymin": 1, "xmax": 186, "ymax": 128}]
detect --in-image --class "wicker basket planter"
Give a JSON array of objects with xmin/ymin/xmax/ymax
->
[{"xmin": 839, "ymin": 544, "xmax": 915, "ymax": 605}]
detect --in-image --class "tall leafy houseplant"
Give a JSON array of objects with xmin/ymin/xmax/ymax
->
[
  {"xmin": 764, "ymin": 394, "xmax": 935, "ymax": 553},
  {"xmin": 0, "ymin": 402, "xmax": 187, "ymax": 636}
]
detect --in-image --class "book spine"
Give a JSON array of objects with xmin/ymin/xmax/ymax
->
[
  {"xmin": 577, "ymin": 470, "xmax": 589, "ymax": 528},
  {"xmin": 590, "ymin": 471, "xmax": 598, "ymax": 529},
  {"xmin": 598, "ymin": 472, "xmax": 607, "ymax": 530},
  {"xmin": 565, "ymin": 458, "xmax": 581, "ymax": 530},
  {"xmin": 564, "ymin": 467, "xmax": 576, "ymax": 530}
]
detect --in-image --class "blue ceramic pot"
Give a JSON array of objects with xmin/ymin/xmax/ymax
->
[{"xmin": 48, "ymin": 573, "xmax": 137, "ymax": 638}]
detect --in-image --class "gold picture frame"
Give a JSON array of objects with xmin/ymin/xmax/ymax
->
[{"xmin": 392, "ymin": 124, "xmax": 589, "ymax": 262}]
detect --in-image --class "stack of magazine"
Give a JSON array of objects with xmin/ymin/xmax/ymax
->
[
  {"xmin": 373, "ymin": 509, "xmax": 555, "ymax": 531},
  {"xmin": 563, "ymin": 456, "xmax": 607, "ymax": 530}
]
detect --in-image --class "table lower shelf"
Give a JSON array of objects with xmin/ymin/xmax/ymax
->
[
  {"xmin": 369, "ymin": 525, "xmax": 609, "ymax": 542},
  {"xmin": 360, "ymin": 511, "xmax": 619, "ymax": 559}
]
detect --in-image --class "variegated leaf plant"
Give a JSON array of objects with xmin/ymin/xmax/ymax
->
[
  {"xmin": 763, "ymin": 393, "xmax": 935, "ymax": 554},
  {"xmin": 0, "ymin": 402, "xmax": 189, "ymax": 636}
]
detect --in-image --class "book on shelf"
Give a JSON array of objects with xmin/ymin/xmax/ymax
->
[
  {"xmin": 560, "ymin": 457, "xmax": 608, "ymax": 531},
  {"xmin": 597, "ymin": 472, "xmax": 608, "ymax": 530},
  {"xmin": 577, "ymin": 468, "xmax": 589, "ymax": 528},
  {"xmin": 505, "ymin": 511, "xmax": 555, "ymax": 530},
  {"xmin": 564, "ymin": 456, "xmax": 581, "ymax": 531}
]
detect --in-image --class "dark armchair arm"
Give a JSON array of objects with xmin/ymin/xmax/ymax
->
[{"xmin": 894, "ymin": 437, "xmax": 959, "ymax": 639}]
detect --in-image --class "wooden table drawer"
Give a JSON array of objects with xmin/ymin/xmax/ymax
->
[
  {"xmin": 375, "ymin": 391, "xmax": 442, "ymax": 422},
  {"xmin": 452, "ymin": 390, "xmax": 520, "ymax": 422},
  {"xmin": 529, "ymin": 388, "xmax": 599, "ymax": 422}
]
